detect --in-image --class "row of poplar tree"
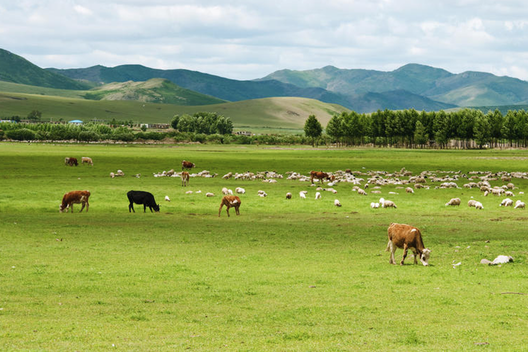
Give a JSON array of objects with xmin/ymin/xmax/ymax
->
[{"xmin": 305, "ymin": 108, "xmax": 528, "ymax": 148}]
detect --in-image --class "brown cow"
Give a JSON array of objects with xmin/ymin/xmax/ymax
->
[
  {"xmin": 182, "ymin": 160, "xmax": 195, "ymax": 170},
  {"xmin": 59, "ymin": 190, "xmax": 90, "ymax": 213},
  {"xmin": 67, "ymin": 157, "xmax": 78, "ymax": 166},
  {"xmin": 386, "ymin": 223, "xmax": 431, "ymax": 266},
  {"xmin": 218, "ymin": 195, "xmax": 241, "ymax": 217},
  {"xmin": 181, "ymin": 171, "xmax": 190, "ymax": 187},
  {"xmin": 81, "ymin": 157, "xmax": 93, "ymax": 166},
  {"xmin": 310, "ymin": 171, "xmax": 334, "ymax": 184}
]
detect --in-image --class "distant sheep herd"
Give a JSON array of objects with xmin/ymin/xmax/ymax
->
[{"xmin": 60, "ymin": 158, "xmax": 526, "ymax": 266}]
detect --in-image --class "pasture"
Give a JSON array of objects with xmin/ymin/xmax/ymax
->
[{"xmin": 1, "ymin": 143, "xmax": 527, "ymax": 351}]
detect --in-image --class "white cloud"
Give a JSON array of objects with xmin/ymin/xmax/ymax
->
[{"xmin": 3, "ymin": 0, "xmax": 528, "ymax": 80}]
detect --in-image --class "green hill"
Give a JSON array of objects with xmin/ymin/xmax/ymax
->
[
  {"xmin": 83, "ymin": 78, "xmax": 226, "ymax": 105},
  {"xmin": 0, "ymin": 91, "xmax": 347, "ymax": 129},
  {"xmin": 48, "ymin": 64, "xmax": 357, "ymax": 108},
  {"xmin": 260, "ymin": 64, "xmax": 528, "ymax": 108},
  {"xmin": 0, "ymin": 49, "xmax": 91, "ymax": 90}
]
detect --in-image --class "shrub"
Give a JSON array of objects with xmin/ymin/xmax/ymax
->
[
  {"xmin": 5, "ymin": 128, "xmax": 36, "ymax": 141},
  {"xmin": 78, "ymin": 130, "xmax": 101, "ymax": 142}
]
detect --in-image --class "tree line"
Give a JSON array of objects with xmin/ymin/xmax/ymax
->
[{"xmin": 320, "ymin": 108, "xmax": 528, "ymax": 148}]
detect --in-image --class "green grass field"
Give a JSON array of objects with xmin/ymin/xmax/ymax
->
[{"xmin": 1, "ymin": 143, "xmax": 527, "ymax": 351}]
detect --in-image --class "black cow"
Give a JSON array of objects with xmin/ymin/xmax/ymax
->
[{"xmin": 127, "ymin": 190, "xmax": 160, "ymax": 213}]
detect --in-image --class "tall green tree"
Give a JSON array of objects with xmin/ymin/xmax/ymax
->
[
  {"xmin": 304, "ymin": 114, "xmax": 323, "ymax": 147},
  {"xmin": 326, "ymin": 114, "xmax": 344, "ymax": 145},
  {"xmin": 414, "ymin": 120, "xmax": 428, "ymax": 148},
  {"xmin": 473, "ymin": 112, "xmax": 490, "ymax": 148},
  {"xmin": 27, "ymin": 110, "xmax": 42, "ymax": 121}
]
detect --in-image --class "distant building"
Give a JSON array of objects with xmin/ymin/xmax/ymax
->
[
  {"xmin": 68, "ymin": 119, "xmax": 83, "ymax": 125},
  {"xmin": 234, "ymin": 131, "xmax": 252, "ymax": 136}
]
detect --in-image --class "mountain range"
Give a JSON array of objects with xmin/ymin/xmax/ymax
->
[{"xmin": 2, "ymin": 48, "xmax": 528, "ymax": 115}]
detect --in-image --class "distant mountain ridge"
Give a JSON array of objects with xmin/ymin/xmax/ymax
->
[
  {"xmin": 48, "ymin": 63, "xmax": 456, "ymax": 112},
  {"xmin": 2, "ymin": 47, "xmax": 528, "ymax": 113},
  {"xmin": 260, "ymin": 64, "xmax": 528, "ymax": 107},
  {"xmin": 0, "ymin": 49, "xmax": 90, "ymax": 90}
]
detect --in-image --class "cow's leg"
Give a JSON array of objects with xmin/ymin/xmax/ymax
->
[
  {"xmin": 235, "ymin": 205, "xmax": 240, "ymax": 215},
  {"xmin": 129, "ymin": 203, "xmax": 135, "ymax": 213},
  {"xmin": 226, "ymin": 206, "xmax": 230, "ymax": 217},
  {"xmin": 79, "ymin": 202, "xmax": 86, "ymax": 212},
  {"xmin": 400, "ymin": 244, "xmax": 408, "ymax": 265},
  {"xmin": 389, "ymin": 242, "xmax": 396, "ymax": 264},
  {"xmin": 144, "ymin": 204, "xmax": 148, "ymax": 213},
  {"xmin": 412, "ymin": 249, "xmax": 418, "ymax": 264},
  {"xmin": 85, "ymin": 201, "xmax": 89, "ymax": 212},
  {"xmin": 218, "ymin": 203, "xmax": 224, "ymax": 217}
]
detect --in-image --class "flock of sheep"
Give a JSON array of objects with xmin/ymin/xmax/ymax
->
[{"xmin": 123, "ymin": 165, "xmax": 528, "ymax": 212}]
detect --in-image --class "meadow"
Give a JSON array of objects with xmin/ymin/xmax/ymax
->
[{"xmin": 1, "ymin": 143, "xmax": 527, "ymax": 351}]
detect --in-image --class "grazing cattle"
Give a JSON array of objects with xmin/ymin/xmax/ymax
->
[
  {"xmin": 181, "ymin": 171, "xmax": 190, "ymax": 187},
  {"xmin": 127, "ymin": 190, "xmax": 160, "ymax": 213},
  {"xmin": 218, "ymin": 195, "xmax": 241, "ymax": 217},
  {"xmin": 181, "ymin": 160, "xmax": 195, "ymax": 171},
  {"xmin": 66, "ymin": 157, "xmax": 78, "ymax": 166},
  {"xmin": 310, "ymin": 171, "xmax": 334, "ymax": 185},
  {"xmin": 81, "ymin": 157, "xmax": 93, "ymax": 166},
  {"xmin": 386, "ymin": 223, "xmax": 431, "ymax": 266},
  {"xmin": 59, "ymin": 190, "xmax": 90, "ymax": 213}
]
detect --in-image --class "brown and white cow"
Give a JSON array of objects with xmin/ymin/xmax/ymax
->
[
  {"xmin": 59, "ymin": 190, "xmax": 90, "ymax": 213},
  {"xmin": 218, "ymin": 195, "xmax": 241, "ymax": 217},
  {"xmin": 81, "ymin": 157, "xmax": 93, "ymax": 166},
  {"xmin": 182, "ymin": 160, "xmax": 195, "ymax": 171},
  {"xmin": 386, "ymin": 223, "xmax": 431, "ymax": 266},
  {"xmin": 66, "ymin": 157, "xmax": 78, "ymax": 166},
  {"xmin": 181, "ymin": 171, "xmax": 190, "ymax": 187},
  {"xmin": 310, "ymin": 171, "xmax": 334, "ymax": 184}
]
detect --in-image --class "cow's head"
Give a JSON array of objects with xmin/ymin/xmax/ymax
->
[
  {"xmin": 59, "ymin": 204, "xmax": 68, "ymax": 213},
  {"xmin": 420, "ymin": 248, "xmax": 432, "ymax": 266},
  {"xmin": 153, "ymin": 204, "xmax": 160, "ymax": 212}
]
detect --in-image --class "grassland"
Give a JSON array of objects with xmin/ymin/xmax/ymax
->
[{"xmin": 1, "ymin": 143, "xmax": 527, "ymax": 351}]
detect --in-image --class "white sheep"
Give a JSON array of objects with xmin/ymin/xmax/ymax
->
[
  {"xmin": 379, "ymin": 198, "xmax": 397, "ymax": 208},
  {"xmin": 235, "ymin": 187, "xmax": 246, "ymax": 194},
  {"xmin": 164, "ymin": 195, "xmax": 171, "ymax": 202},
  {"xmin": 500, "ymin": 198, "xmax": 513, "ymax": 207},
  {"xmin": 405, "ymin": 187, "xmax": 414, "ymax": 194},
  {"xmin": 475, "ymin": 201, "xmax": 484, "ymax": 209},
  {"xmin": 206, "ymin": 192, "xmax": 215, "ymax": 197},
  {"xmin": 357, "ymin": 188, "xmax": 367, "ymax": 195},
  {"xmin": 370, "ymin": 202, "xmax": 380, "ymax": 208},
  {"xmin": 286, "ymin": 192, "xmax": 292, "ymax": 199},
  {"xmin": 468, "ymin": 199, "xmax": 477, "ymax": 207},
  {"xmin": 185, "ymin": 190, "xmax": 193, "ymax": 194},
  {"xmin": 334, "ymin": 199, "xmax": 342, "ymax": 207},
  {"xmin": 315, "ymin": 192, "xmax": 321, "ymax": 199},
  {"xmin": 299, "ymin": 191, "xmax": 307, "ymax": 199},
  {"xmin": 445, "ymin": 198, "xmax": 461, "ymax": 206},
  {"xmin": 514, "ymin": 200, "xmax": 525, "ymax": 209}
]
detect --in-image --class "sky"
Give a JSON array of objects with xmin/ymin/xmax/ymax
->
[{"xmin": 2, "ymin": 0, "xmax": 528, "ymax": 81}]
